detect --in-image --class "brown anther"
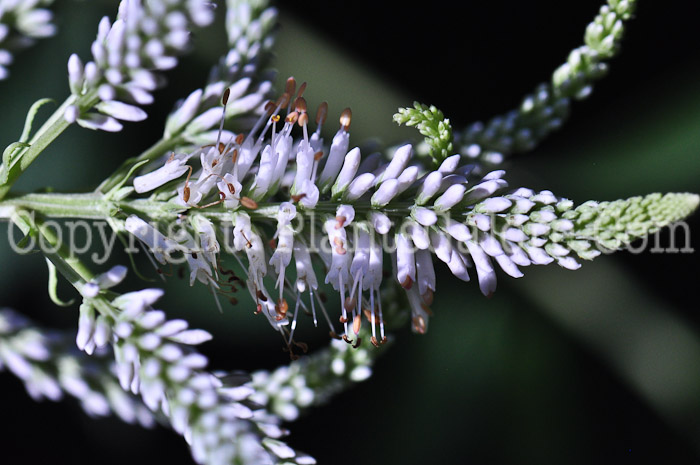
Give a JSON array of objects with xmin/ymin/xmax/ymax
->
[
  {"xmin": 285, "ymin": 111, "xmax": 298, "ymax": 124},
  {"xmin": 269, "ymin": 238, "xmax": 277, "ymax": 250},
  {"xmin": 342, "ymin": 334, "xmax": 353, "ymax": 345},
  {"xmin": 371, "ymin": 336, "xmax": 379, "ymax": 347},
  {"xmin": 363, "ymin": 309, "xmax": 375, "ymax": 323},
  {"xmin": 227, "ymin": 183, "xmax": 236, "ymax": 195},
  {"xmin": 211, "ymin": 159, "xmax": 218, "ymax": 168},
  {"xmin": 217, "ymin": 142, "xmax": 226, "ymax": 154},
  {"xmin": 335, "ymin": 215, "xmax": 346, "ymax": 229},
  {"xmin": 422, "ymin": 288, "xmax": 434, "ymax": 306},
  {"xmin": 314, "ymin": 150, "xmax": 324, "ymax": 161},
  {"xmin": 222, "ymin": 87, "xmax": 231, "ymax": 105},
  {"xmin": 339, "ymin": 108, "xmax": 352, "ymax": 131},
  {"xmin": 297, "ymin": 112, "xmax": 309, "ymax": 127},
  {"xmin": 352, "ymin": 314, "xmax": 362, "ymax": 335},
  {"xmin": 296, "ymin": 81, "xmax": 307, "ymax": 99},
  {"xmin": 335, "ymin": 246, "xmax": 347, "ymax": 255},
  {"xmin": 229, "ymin": 297, "xmax": 238, "ymax": 305},
  {"xmin": 182, "ymin": 165, "xmax": 193, "ymax": 203},
  {"xmin": 240, "ymin": 196, "xmax": 258, "ymax": 210},
  {"xmin": 277, "ymin": 298, "xmax": 289, "ymax": 315},
  {"xmin": 276, "ymin": 92, "xmax": 291, "ymax": 109},
  {"xmin": 339, "ymin": 315, "xmax": 348, "ymax": 324},
  {"xmin": 271, "ymin": 114, "xmax": 281, "ymax": 123},
  {"xmin": 291, "ymin": 193, "xmax": 306, "ymax": 203},
  {"xmin": 255, "ymin": 304, "xmax": 262, "ymax": 314},
  {"xmin": 352, "ymin": 337, "xmax": 362, "ymax": 349},
  {"xmin": 400, "ymin": 275, "xmax": 414, "ymax": 290},
  {"xmin": 264, "ymin": 100, "xmax": 276, "ymax": 114},
  {"xmin": 231, "ymin": 148, "xmax": 239, "ymax": 163},
  {"xmin": 381, "ymin": 336, "xmax": 388, "ymax": 345},
  {"xmin": 316, "ymin": 101, "xmax": 328, "ymax": 126},
  {"xmin": 256, "ymin": 290, "xmax": 267, "ymax": 302},
  {"xmin": 344, "ymin": 296, "xmax": 357, "ymax": 313},
  {"xmin": 333, "ymin": 236, "xmax": 344, "ymax": 247},
  {"xmin": 235, "ymin": 133, "xmax": 245, "ymax": 145},
  {"xmin": 294, "ymin": 96, "xmax": 307, "ymax": 113},
  {"xmin": 285, "ymin": 77, "xmax": 296, "ymax": 97},
  {"xmin": 412, "ymin": 315, "xmax": 427, "ymax": 334},
  {"xmin": 329, "ymin": 331, "xmax": 342, "ymax": 340}
]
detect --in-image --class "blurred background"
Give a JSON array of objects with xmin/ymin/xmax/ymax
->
[{"xmin": 1, "ymin": 0, "xmax": 700, "ymax": 463}]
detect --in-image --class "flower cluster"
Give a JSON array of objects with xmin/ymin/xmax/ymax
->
[
  {"xmin": 76, "ymin": 266, "xmax": 314, "ymax": 465},
  {"xmin": 162, "ymin": 0, "xmax": 277, "ymax": 148},
  {"xmin": 0, "ymin": 307, "xmax": 154, "ymax": 426},
  {"xmin": 0, "ymin": 0, "xmax": 56, "ymax": 80},
  {"xmin": 64, "ymin": 0, "xmax": 215, "ymax": 132},
  {"xmin": 458, "ymin": 0, "xmax": 638, "ymax": 160},
  {"xmin": 123, "ymin": 77, "xmax": 699, "ymax": 348}
]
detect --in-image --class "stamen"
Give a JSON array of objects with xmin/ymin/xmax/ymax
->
[
  {"xmin": 339, "ymin": 107, "xmax": 352, "ymax": 131},
  {"xmin": 422, "ymin": 288, "xmax": 434, "ymax": 306},
  {"xmin": 285, "ymin": 111, "xmax": 298, "ymax": 124},
  {"xmin": 240, "ymin": 196, "xmax": 258, "ymax": 210},
  {"xmin": 344, "ymin": 296, "xmax": 356, "ymax": 313},
  {"xmin": 314, "ymin": 151, "xmax": 324, "ymax": 161},
  {"xmin": 287, "ymin": 295, "xmax": 301, "ymax": 345},
  {"xmin": 294, "ymin": 96, "xmax": 307, "ymax": 114},
  {"xmin": 284, "ymin": 77, "xmax": 296, "ymax": 98},
  {"xmin": 352, "ymin": 313, "xmax": 361, "ymax": 335},
  {"xmin": 296, "ymin": 81, "xmax": 307, "ymax": 99},
  {"xmin": 291, "ymin": 193, "xmax": 306, "ymax": 203},
  {"xmin": 316, "ymin": 101, "xmax": 328, "ymax": 128},
  {"xmin": 400, "ymin": 275, "xmax": 414, "ymax": 290},
  {"xmin": 412, "ymin": 315, "xmax": 427, "ymax": 334},
  {"xmin": 182, "ymin": 165, "xmax": 193, "ymax": 204}
]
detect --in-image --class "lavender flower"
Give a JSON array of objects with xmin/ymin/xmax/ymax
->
[
  {"xmin": 0, "ymin": 308, "xmax": 154, "ymax": 426},
  {"xmin": 125, "ymin": 81, "xmax": 699, "ymax": 344},
  {"xmin": 0, "ymin": 0, "xmax": 56, "ymax": 80},
  {"xmin": 64, "ymin": 0, "xmax": 215, "ymax": 131}
]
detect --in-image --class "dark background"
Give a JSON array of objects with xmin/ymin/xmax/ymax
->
[{"xmin": 1, "ymin": 0, "xmax": 700, "ymax": 464}]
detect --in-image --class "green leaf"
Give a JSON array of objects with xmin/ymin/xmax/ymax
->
[
  {"xmin": 1, "ymin": 142, "xmax": 30, "ymax": 184},
  {"xmin": 20, "ymin": 98, "xmax": 55, "ymax": 143},
  {"xmin": 46, "ymin": 258, "xmax": 75, "ymax": 307}
]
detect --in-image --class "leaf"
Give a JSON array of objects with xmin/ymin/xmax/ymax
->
[
  {"xmin": 20, "ymin": 98, "xmax": 55, "ymax": 143},
  {"xmin": 46, "ymin": 258, "xmax": 75, "ymax": 307},
  {"xmin": 1, "ymin": 142, "xmax": 30, "ymax": 184}
]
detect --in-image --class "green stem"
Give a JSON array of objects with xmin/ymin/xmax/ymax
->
[
  {"xmin": 34, "ymin": 214, "xmax": 95, "ymax": 286},
  {"xmin": 0, "ymin": 91, "xmax": 99, "ymax": 201}
]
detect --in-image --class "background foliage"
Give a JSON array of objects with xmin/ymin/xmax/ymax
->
[{"xmin": 1, "ymin": 0, "xmax": 699, "ymax": 463}]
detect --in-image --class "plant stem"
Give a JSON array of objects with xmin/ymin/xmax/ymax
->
[{"xmin": 0, "ymin": 91, "xmax": 99, "ymax": 201}]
